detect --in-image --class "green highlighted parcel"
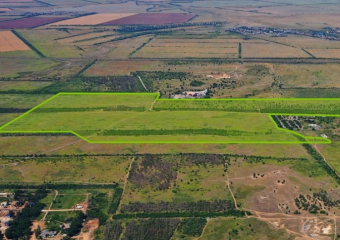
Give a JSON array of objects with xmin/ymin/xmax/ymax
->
[{"xmin": 1, "ymin": 92, "xmax": 340, "ymax": 144}]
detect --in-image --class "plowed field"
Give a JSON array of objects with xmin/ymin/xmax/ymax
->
[{"xmin": 0, "ymin": 31, "xmax": 30, "ymax": 52}]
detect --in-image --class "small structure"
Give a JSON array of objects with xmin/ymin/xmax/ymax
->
[
  {"xmin": 40, "ymin": 229, "xmax": 57, "ymax": 238},
  {"xmin": 0, "ymin": 202, "xmax": 8, "ymax": 208},
  {"xmin": 308, "ymin": 124, "xmax": 321, "ymax": 130},
  {"xmin": 173, "ymin": 89, "xmax": 208, "ymax": 99},
  {"xmin": 75, "ymin": 205, "xmax": 84, "ymax": 209},
  {"xmin": 321, "ymin": 134, "xmax": 328, "ymax": 138},
  {"xmin": 207, "ymin": 74, "xmax": 231, "ymax": 79}
]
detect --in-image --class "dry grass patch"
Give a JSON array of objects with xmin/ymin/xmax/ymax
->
[
  {"xmin": 134, "ymin": 38, "xmax": 239, "ymax": 58},
  {"xmin": 85, "ymin": 60, "xmax": 162, "ymax": 76},
  {"xmin": 242, "ymin": 40, "xmax": 310, "ymax": 58},
  {"xmin": 306, "ymin": 49, "xmax": 340, "ymax": 59}
]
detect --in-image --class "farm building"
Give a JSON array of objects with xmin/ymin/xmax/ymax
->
[{"xmin": 0, "ymin": 202, "xmax": 8, "ymax": 208}]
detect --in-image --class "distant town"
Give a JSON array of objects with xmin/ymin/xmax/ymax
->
[{"xmin": 228, "ymin": 26, "xmax": 340, "ymax": 41}]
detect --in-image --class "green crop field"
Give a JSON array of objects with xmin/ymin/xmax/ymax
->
[{"xmin": 1, "ymin": 92, "xmax": 340, "ymax": 144}]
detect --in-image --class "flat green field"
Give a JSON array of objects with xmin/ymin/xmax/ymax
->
[
  {"xmin": 1, "ymin": 93, "xmax": 339, "ymax": 144},
  {"xmin": 52, "ymin": 194, "xmax": 86, "ymax": 209}
]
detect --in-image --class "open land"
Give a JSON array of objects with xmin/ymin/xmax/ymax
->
[{"xmin": 1, "ymin": 0, "xmax": 340, "ymax": 239}]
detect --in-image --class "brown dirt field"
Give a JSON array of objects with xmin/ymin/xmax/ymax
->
[
  {"xmin": 82, "ymin": 219, "xmax": 99, "ymax": 240},
  {"xmin": 31, "ymin": 221, "xmax": 46, "ymax": 240},
  {"xmin": 0, "ymin": 31, "xmax": 30, "ymax": 52},
  {"xmin": 51, "ymin": 13, "xmax": 137, "ymax": 26}
]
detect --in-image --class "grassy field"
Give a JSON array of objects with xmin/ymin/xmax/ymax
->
[
  {"xmin": 121, "ymin": 155, "xmax": 232, "ymax": 204},
  {"xmin": 0, "ymin": 94, "xmax": 52, "ymax": 108},
  {"xmin": 0, "ymin": 81, "xmax": 52, "ymax": 91},
  {"xmin": 2, "ymin": 93, "xmax": 334, "ymax": 144},
  {"xmin": 0, "ymin": 58, "xmax": 58, "ymax": 78},
  {"xmin": 198, "ymin": 217, "xmax": 295, "ymax": 240},
  {"xmin": 0, "ymin": 156, "xmax": 131, "ymax": 183},
  {"xmin": 317, "ymin": 143, "xmax": 340, "ymax": 173},
  {"xmin": 52, "ymin": 194, "xmax": 86, "ymax": 209},
  {"xmin": 0, "ymin": 113, "xmax": 21, "ymax": 126}
]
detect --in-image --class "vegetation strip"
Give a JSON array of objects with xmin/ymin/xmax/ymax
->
[
  {"xmin": 11, "ymin": 30, "xmax": 45, "ymax": 58},
  {"xmin": 112, "ymin": 210, "xmax": 247, "ymax": 219}
]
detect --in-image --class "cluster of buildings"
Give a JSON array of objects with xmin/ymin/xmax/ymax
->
[
  {"xmin": 228, "ymin": 27, "xmax": 340, "ymax": 41},
  {"xmin": 172, "ymin": 89, "xmax": 208, "ymax": 99}
]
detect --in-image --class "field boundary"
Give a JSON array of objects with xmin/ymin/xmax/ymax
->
[
  {"xmin": 12, "ymin": 30, "xmax": 45, "ymax": 58},
  {"xmin": 1, "ymin": 92, "xmax": 339, "ymax": 144}
]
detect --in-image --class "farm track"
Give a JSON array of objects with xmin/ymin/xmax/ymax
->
[
  {"xmin": 197, "ymin": 218, "xmax": 210, "ymax": 240},
  {"xmin": 225, "ymin": 172, "xmax": 238, "ymax": 210},
  {"xmin": 117, "ymin": 156, "xmax": 135, "ymax": 214},
  {"xmin": 137, "ymin": 75, "xmax": 148, "ymax": 91},
  {"xmin": 42, "ymin": 189, "xmax": 58, "ymax": 222}
]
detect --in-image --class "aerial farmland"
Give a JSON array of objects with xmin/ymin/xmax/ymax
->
[{"xmin": 1, "ymin": 0, "xmax": 340, "ymax": 240}]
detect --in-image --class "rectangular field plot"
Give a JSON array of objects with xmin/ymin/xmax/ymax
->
[
  {"xmin": 51, "ymin": 13, "xmax": 137, "ymax": 26},
  {"xmin": 0, "ymin": 17, "xmax": 67, "ymax": 29},
  {"xmin": 242, "ymin": 40, "xmax": 310, "ymax": 58},
  {"xmin": 0, "ymin": 93, "xmax": 335, "ymax": 144},
  {"xmin": 0, "ymin": 31, "xmax": 30, "ymax": 52},
  {"xmin": 133, "ymin": 38, "xmax": 239, "ymax": 59},
  {"xmin": 120, "ymin": 154, "xmax": 232, "ymax": 205},
  {"xmin": 99, "ymin": 13, "xmax": 196, "ymax": 25},
  {"xmin": 305, "ymin": 48, "xmax": 340, "ymax": 59}
]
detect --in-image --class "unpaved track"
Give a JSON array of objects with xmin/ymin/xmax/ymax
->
[
  {"xmin": 116, "ymin": 156, "xmax": 135, "ymax": 213},
  {"xmin": 225, "ymin": 172, "xmax": 238, "ymax": 210},
  {"xmin": 137, "ymin": 75, "xmax": 148, "ymax": 91},
  {"xmin": 42, "ymin": 190, "xmax": 58, "ymax": 221}
]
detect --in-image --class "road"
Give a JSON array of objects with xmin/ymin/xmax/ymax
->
[{"xmin": 41, "ymin": 190, "xmax": 58, "ymax": 222}]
